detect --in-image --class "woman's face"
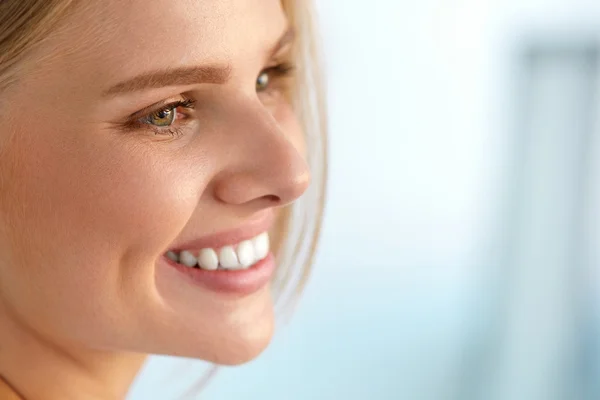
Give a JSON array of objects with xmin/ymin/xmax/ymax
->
[{"xmin": 0, "ymin": 0, "xmax": 308, "ymax": 364}]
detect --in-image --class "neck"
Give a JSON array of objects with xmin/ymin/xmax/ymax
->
[{"xmin": 0, "ymin": 304, "xmax": 146, "ymax": 400}]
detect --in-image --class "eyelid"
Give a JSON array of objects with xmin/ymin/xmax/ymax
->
[
  {"xmin": 127, "ymin": 97, "xmax": 185, "ymax": 121},
  {"xmin": 263, "ymin": 62, "xmax": 295, "ymax": 75},
  {"xmin": 271, "ymin": 39, "xmax": 294, "ymax": 61}
]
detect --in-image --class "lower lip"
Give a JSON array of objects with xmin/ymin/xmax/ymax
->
[{"xmin": 163, "ymin": 253, "xmax": 276, "ymax": 296}]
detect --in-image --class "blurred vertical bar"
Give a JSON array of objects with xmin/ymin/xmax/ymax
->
[{"xmin": 469, "ymin": 41, "xmax": 599, "ymax": 400}]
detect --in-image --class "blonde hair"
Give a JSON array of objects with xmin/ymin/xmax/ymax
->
[
  {"xmin": 0, "ymin": 0, "xmax": 77, "ymax": 91},
  {"xmin": 0, "ymin": 0, "xmax": 328, "ymax": 395}
]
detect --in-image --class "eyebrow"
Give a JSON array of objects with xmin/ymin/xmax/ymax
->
[
  {"xmin": 103, "ymin": 27, "xmax": 295, "ymax": 97},
  {"xmin": 103, "ymin": 65, "xmax": 232, "ymax": 97}
]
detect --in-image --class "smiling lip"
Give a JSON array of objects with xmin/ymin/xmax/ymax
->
[
  {"xmin": 168, "ymin": 211, "xmax": 275, "ymax": 252},
  {"xmin": 163, "ymin": 253, "xmax": 275, "ymax": 296},
  {"xmin": 162, "ymin": 211, "xmax": 276, "ymax": 295}
]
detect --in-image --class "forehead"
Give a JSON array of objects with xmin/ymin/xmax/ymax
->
[{"xmin": 27, "ymin": 0, "xmax": 287, "ymax": 89}]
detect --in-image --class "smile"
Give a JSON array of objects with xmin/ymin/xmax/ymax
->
[
  {"xmin": 161, "ymin": 213, "xmax": 277, "ymax": 294},
  {"xmin": 165, "ymin": 231, "xmax": 270, "ymax": 271}
]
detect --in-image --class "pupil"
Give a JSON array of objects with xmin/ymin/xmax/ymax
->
[
  {"xmin": 157, "ymin": 109, "xmax": 170, "ymax": 119},
  {"xmin": 151, "ymin": 108, "xmax": 174, "ymax": 127}
]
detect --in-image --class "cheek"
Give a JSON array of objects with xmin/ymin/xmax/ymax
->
[
  {"xmin": 13, "ymin": 131, "xmax": 197, "ymax": 257},
  {"xmin": 0, "ymin": 120, "xmax": 204, "ymax": 338}
]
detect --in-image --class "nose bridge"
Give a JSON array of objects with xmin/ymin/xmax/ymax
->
[
  {"xmin": 235, "ymin": 99, "xmax": 287, "ymax": 155},
  {"xmin": 213, "ymin": 96, "xmax": 310, "ymax": 208}
]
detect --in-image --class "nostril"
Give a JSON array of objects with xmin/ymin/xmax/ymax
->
[{"xmin": 263, "ymin": 194, "xmax": 280, "ymax": 204}]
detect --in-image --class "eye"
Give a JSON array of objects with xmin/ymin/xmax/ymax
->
[
  {"xmin": 146, "ymin": 107, "xmax": 176, "ymax": 127},
  {"xmin": 119, "ymin": 97, "xmax": 196, "ymax": 138},
  {"xmin": 137, "ymin": 98, "xmax": 195, "ymax": 131},
  {"xmin": 138, "ymin": 98, "xmax": 196, "ymax": 131},
  {"xmin": 256, "ymin": 71, "xmax": 270, "ymax": 92},
  {"xmin": 255, "ymin": 63, "xmax": 296, "ymax": 95}
]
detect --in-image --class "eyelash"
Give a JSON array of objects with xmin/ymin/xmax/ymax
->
[{"xmin": 125, "ymin": 62, "xmax": 296, "ymax": 138}]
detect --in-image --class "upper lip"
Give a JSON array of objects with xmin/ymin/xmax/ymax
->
[{"xmin": 168, "ymin": 211, "xmax": 275, "ymax": 252}]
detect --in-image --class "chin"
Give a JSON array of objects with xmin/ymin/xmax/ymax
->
[
  {"xmin": 140, "ymin": 313, "xmax": 275, "ymax": 365},
  {"xmin": 177, "ymin": 324, "xmax": 273, "ymax": 366},
  {"xmin": 188, "ymin": 308, "xmax": 276, "ymax": 366},
  {"xmin": 150, "ymin": 293, "xmax": 277, "ymax": 365},
  {"xmin": 214, "ymin": 322, "xmax": 275, "ymax": 365}
]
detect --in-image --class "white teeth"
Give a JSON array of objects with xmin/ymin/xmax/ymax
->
[
  {"xmin": 219, "ymin": 246, "xmax": 241, "ymax": 270},
  {"xmin": 179, "ymin": 250, "xmax": 197, "ymax": 268},
  {"xmin": 166, "ymin": 251, "xmax": 179, "ymax": 262},
  {"xmin": 197, "ymin": 248, "xmax": 219, "ymax": 271},
  {"xmin": 168, "ymin": 231, "xmax": 270, "ymax": 270},
  {"xmin": 253, "ymin": 232, "xmax": 269, "ymax": 260},
  {"xmin": 236, "ymin": 240, "xmax": 255, "ymax": 268}
]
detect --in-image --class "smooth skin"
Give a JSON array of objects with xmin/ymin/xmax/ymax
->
[{"xmin": 0, "ymin": 0, "xmax": 309, "ymax": 398}]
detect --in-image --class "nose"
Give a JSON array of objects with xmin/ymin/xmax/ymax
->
[{"xmin": 212, "ymin": 97, "xmax": 310, "ymax": 210}]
